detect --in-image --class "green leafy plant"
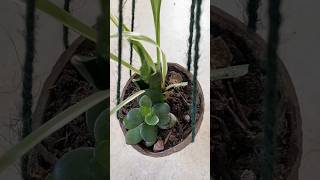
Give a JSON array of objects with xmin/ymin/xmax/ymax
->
[{"xmin": 124, "ymin": 95, "xmax": 177, "ymax": 146}]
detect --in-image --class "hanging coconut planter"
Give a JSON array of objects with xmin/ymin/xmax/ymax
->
[{"xmin": 118, "ymin": 63, "xmax": 204, "ymax": 157}]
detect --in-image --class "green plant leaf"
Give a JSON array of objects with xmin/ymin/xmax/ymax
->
[
  {"xmin": 110, "ymin": 15, "xmax": 157, "ymax": 74},
  {"xmin": 45, "ymin": 173, "xmax": 53, "ymax": 180},
  {"xmin": 94, "ymin": 109, "xmax": 108, "ymax": 143},
  {"xmin": 34, "ymin": 1, "xmax": 139, "ymax": 75},
  {"xmin": 157, "ymin": 114, "xmax": 171, "ymax": 127},
  {"xmin": 126, "ymin": 125, "xmax": 143, "ymax": 145},
  {"xmin": 94, "ymin": 140, "xmax": 108, "ymax": 171},
  {"xmin": 144, "ymin": 114, "xmax": 159, "ymax": 126},
  {"xmin": 140, "ymin": 123, "xmax": 158, "ymax": 143},
  {"xmin": 144, "ymin": 141, "xmax": 156, "ymax": 147},
  {"xmin": 139, "ymin": 106, "xmax": 152, "ymax": 116},
  {"xmin": 150, "ymin": 0, "xmax": 162, "ymax": 68},
  {"xmin": 110, "ymin": 53, "xmax": 140, "ymax": 74},
  {"xmin": 0, "ymin": 91, "xmax": 108, "ymax": 173},
  {"xmin": 139, "ymin": 95, "xmax": 152, "ymax": 107},
  {"xmin": 111, "ymin": 32, "xmax": 168, "ymax": 88},
  {"xmin": 152, "ymin": 103, "xmax": 170, "ymax": 116},
  {"xmin": 86, "ymin": 99, "xmax": 108, "ymax": 134},
  {"xmin": 35, "ymin": 0, "xmax": 96, "ymax": 42},
  {"xmin": 110, "ymin": 90, "xmax": 145, "ymax": 115},
  {"xmin": 52, "ymin": 148, "xmax": 97, "ymax": 180},
  {"xmin": 158, "ymin": 113, "xmax": 178, "ymax": 129},
  {"xmin": 211, "ymin": 65, "xmax": 249, "ymax": 81},
  {"xmin": 124, "ymin": 108, "xmax": 144, "ymax": 129}
]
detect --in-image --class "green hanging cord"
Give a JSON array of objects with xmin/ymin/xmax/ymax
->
[
  {"xmin": 21, "ymin": 0, "xmax": 36, "ymax": 179},
  {"xmin": 129, "ymin": 0, "xmax": 136, "ymax": 76},
  {"xmin": 191, "ymin": 0, "xmax": 202, "ymax": 142},
  {"xmin": 117, "ymin": 0, "xmax": 124, "ymax": 105},
  {"xmin": 246, "ymin": 0, "xmax": 261, "ymax": 32},
  {"xmin": 63, "ymin": 0, "xmax": 71, "ymax": 49},
  {"xmin": 186, "ymin": 0, "xmax": 196, "ymax": 71},
  {"xmin": 262, "ymin": 0, "xmax": 282, "ymax": 179}
]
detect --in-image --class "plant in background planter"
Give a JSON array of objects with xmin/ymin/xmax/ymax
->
[
  {"xmin": 0, "ymin": 0, "xmax": 109, "ymax": 179},
  {"xmin": 210, "ymin": 6, "xmax": 302, "ymax": 180}
]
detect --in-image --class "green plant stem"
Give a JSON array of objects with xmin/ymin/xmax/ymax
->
[{"xmin": 0, "ymin": 91, "xmax": 109, "ymax": 173}]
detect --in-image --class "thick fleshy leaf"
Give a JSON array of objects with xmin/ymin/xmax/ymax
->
[
  {"xmin": 126, "ymin": 125, "xmax": 143, "ymax": 145},
  {"xmin": 152, "ymin": 103, "xmax": 170, "ymax": 116},
  {"xmin": 139, "ymin": 95, "xmax": 152, "ymax": 107},
  {"xmin": 158, "ymin": 113, "xmax": 178, "ymax": 129},
  {"xmin": 140, "ymin": 124, "xmax": 158, "ymax": 143},
  {"xmin": 144, "ymin": 140, "xmax": 156, "ymax": 147},
  {"xmin": 157, "ymin": 114, "xmax": 170, "ymax": 127},
  {"xmin": 124, "ymin": 108, "xmax": 144, "ymax": 129},
  {"xmin": 94, "ymin": 141, "xmax": 108, "ymax": 170},
  {"xmin": 52, "ymin": 148, "xmax": 97, "ymax": 180},
  {"xmin": 139, "ymin": 106, "xmax": 152, "ymax": 116},
  {"xmin": 144, "ymin": 114, "xmax": 159, "ymax": 126},
  {"xmin": 86, "ymin": 99, "xmax": 108, "ymax": 134},
  {"xmin": 94, "ymin": 109, "xmax": 107, "ymax": 143},
  {"xmin": 45, "ymin": 173, "xmax": 53, "ymax": 180}
]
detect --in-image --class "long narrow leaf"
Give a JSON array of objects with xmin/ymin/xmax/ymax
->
[
  {"xmin": 0, "ymin": 91, "xmax": 109, "ymax": 173},
  {"xmin": 110, "ymin": 13, "xmax": 157, "ymax": 73},
  {"xmin": 111, "ymin": 32, "xmax": 167, "ymax": 88},
  {"xmin": 110, "ymin": 90, "xmax": 145, "ymax": 115},
  {"xmin": 150, "ymin": 0, "xmax": 162, "ymax": 68},
  {"xmin": 110, "ymin": 53, "xmax": 140, "ymax": 74},
  {"xmin": 35, "ymin": 0, "xmax": 96, "ymax": 41}
]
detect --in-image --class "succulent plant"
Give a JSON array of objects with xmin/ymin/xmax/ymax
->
[{"xmin": 124, "ymin": 95, "xmax": 177, "ymax": 146}]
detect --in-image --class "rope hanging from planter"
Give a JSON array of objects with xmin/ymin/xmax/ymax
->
[
  {"xmin": 63, "ymin": 0, "xmax": 71, "ymax": 49},
  {"xmin": 186, "ymin": 0, "xmax": 196, "ymax": 71},
  {"xmin": 262, "ymin": 0, "xmax": 282, "ymax": 179},
  {"xmin": 129, "ymin": 0, "xmax": 136, "ymax": 76},
  {"xmin": 190, "ymin": 0, "xmax": 203, "ymax": 142},
  {"xmin": 21, "ymin": 0, "xmax": 36, "ymax": 179},
  {"xmin": 246, "ymin": 0, "xmax": 261, "ymax": 32},
  {"xmin": 117, "ymin": 0, "xmax": 124, "ymax": 105}
]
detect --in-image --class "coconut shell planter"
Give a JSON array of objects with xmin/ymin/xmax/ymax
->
[
  {"xmin": 118, "ymin": 63, "xmax": 204, "ymax": 157},
  {"xmin": 27, "ymin": 38, "xmax": 100, "ymax": 179},
  {"xmin": 210, "ymin": 6, "xmax": 302, "ymax": 180}
]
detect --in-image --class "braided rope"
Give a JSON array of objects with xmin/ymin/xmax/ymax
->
[
  {"xmin": 117, "ymin": 0, "xmax": 124, "ymax": 105},
  {"xmin": 262, "ymin": 0, "xmax": 282, "ymax": 179},
  {"xmin": 191, "ymin": 0, "xmax": 202, "ymax": 142},
  {"xmin": 21, "ymin": 0, "xmax": 36, "ymax": 178},
  {"xmin": 246, "ymin": 0, "xmax": 260, "ymax": 32},
  {"xmin": 186, "ymin": 0, "xmax": 196, "ymax": 71},
  {"xmin": 63, "ymin": 0, "xmax": 71, "ymax": 49},
  {"xmin": 129, "ymin": 0, "xmax": 136, "ymax": 76}
]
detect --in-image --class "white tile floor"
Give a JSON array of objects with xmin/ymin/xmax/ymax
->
[{"xmin": 110, "ymin": 1, "xmax": 210, "ymax": 180}]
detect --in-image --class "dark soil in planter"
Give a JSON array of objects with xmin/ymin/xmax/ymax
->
[
  {"xmin": 119, "ymin": 65, "xmax": 201, "ymax": 152},
  {"xmin": 29, "ymin": 40, "xmax": 96, "ymax": 180},
  {"xmin": 211, "ymin": 22, "xmax": 297, "ymax": 180}
]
